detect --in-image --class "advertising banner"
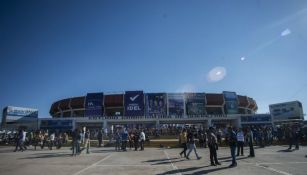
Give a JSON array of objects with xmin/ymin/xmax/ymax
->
[
  {"xmin": 223, "ymin": 91, "xmax": 237, "ymax": 101},
  {"xmin": 241, "ymin": 114, "xmax": 272, "ymax": 123},
  {"xmin": 225, "ymin": 101, "xmax": 238, "ymax": 114},
  {"xmin": 185, "ymin": 93, "xmax": 206, "ymax": 115},
  {"xmin": 223, "ymin": 91, "xmax": 238, "ymax": 114},
  {"xmin": 40, "ymin": 120, "xmax": 73, "ymax": 130},
  {"xmin": 269, "ymin": 101, "xmax": 304, "ymax": 121},
  {"xmin": 85, "ymin": 92, "xmax": 104, "ymax": 117},
  {"xmin": 124, "ymin": 91, "xmax": 144, "ymax": 116},
  {"xmin": 6, "ymin": 106, "xmax": 38, "ymax": 118},
  {"xmin": 145, "ymin": 93, "xmax": 167, "ymax": 116},
  {"xmin": 168, "ymin": 93, "xmax": 184, "ymax": 116}
]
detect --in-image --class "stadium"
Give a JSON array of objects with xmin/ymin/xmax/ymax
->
[
  {"xmin": 49, "ymin": 91, "xmax": 258, "ymax": 117},
  {"xmin": 44, "ymin": 91, "xmax": 264, "ymax": 131}
]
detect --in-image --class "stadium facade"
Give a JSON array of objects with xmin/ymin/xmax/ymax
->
[{"xmin": 43, "ymin": 91, "xmax": 269, "ymax": 131}]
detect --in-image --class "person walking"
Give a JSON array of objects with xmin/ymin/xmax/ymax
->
[
  {"xmin": 71, "ymin": 129, "xmax": 79, "ymax": 156},
  {"xmin": 288, "ymin": 127, "xmax": 294, "ymax": 150},
  {"xmin": 236, "ymin": 128, "xmax": 244, "ymax": 156},
  {"xmin": 115, "ymin": 130, "xmax": 121, "ymax": 151},
  {"xmin": 97, "ymin": 129, "xmax": 103, "ymax": 147},
  {"xmin": 186, "ymin": 128, "xmax": 202, "ymax": 160},
  {"xmin": 139, "ymin": 130, "xmax": 146, "ymax": 151},
  {"xmin": 128, "ymin": 132, "xmax": 134, "ymax": 150},
  {"xmin": 22, "ymin": 129, "xmax": 27, "ymax": 150},
  {"xmin": 133, "ymin": 130, "xmax": 139, "ymax": 151},
  {"xmin": 49, "ymin": 132, "xmax": 55, "ymax": 150},
  {"xmin": 179, "ymin": 128, "xmax": 187, "ymax": 158},
  {"xmin": 84, "ymin": 129, "xmax": 91, "ymax": 154},
  {"xmin": 208, "ymin": 127, "xmax": 221, "ymax": 166},
  {"xmin": 33, "ymin": 131, "xmax": 40, "ymax": 150},
  {"xmin": 247, "ymin": 127, "xmax": 255, "ymax": 157},
  {"xmin": 14, "ymin": 129, "xmax": 24, "ymax": 152},
  {"xmin": 228, "ymin": 127, "xmax": 237, "ymax": 167},
  {"xmin": 121, "ymin": 129, "xmax": 128, "ymax": 151}
]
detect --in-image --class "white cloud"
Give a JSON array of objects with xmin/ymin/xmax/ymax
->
[
  {"xmin": 240, "ymin": 57, "xmax": 245, "ymax": 61},
  {"xmin": 281, "ymin": 28, "xmax": 291, "ymax": 36},
  {"xmin": 207, "ymin": 66, "xmax": 227, "ymax": 83}
]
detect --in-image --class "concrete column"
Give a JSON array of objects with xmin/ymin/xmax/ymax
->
[
  {"xmin": 72, "ymin": 119, "xmax": 76, "ymax": 131},
  {"xmin": 156, "ymin": 119, "xmax": 160, "ymax": 129},
  {"xmin": 207, "ymin": 119, "xmax": 212, "ymax": 127},
  {"xmin": 235, "ymin": 116, "xmax": 242, "ymax": 128},
  {"xmin": 103, "ymin": 120, "xmax": 108, "ymax": 129}
]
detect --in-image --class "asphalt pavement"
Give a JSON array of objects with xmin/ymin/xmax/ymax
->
[{"xmin": 0, "ymin": 145, "xmax": 306, "ymax": 175}]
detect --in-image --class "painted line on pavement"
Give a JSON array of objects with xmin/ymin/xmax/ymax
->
[
  {"xmin": 72, "ymin": 153, "xmax": 113, "ymax": 175},
  {"xmin": 164, "ymin": 149, "xmax": 182, "ymax": 175},
  {"xmin": 255, "ymin": 163, "xmax": 293, "ymax": 175}
]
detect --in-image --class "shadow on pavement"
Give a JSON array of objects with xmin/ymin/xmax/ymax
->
[
  {"xmin": 157, "ymin": 165, "xmax": 228, "ymax": 175},
  {"xmin": 90, "ymin": 149, "xmax": 118, "ymax": 153},
  {"xmin": 191, "ymin": 166, "xmax": 231, "ymax": 175},
  {"xmin": 19, "ymin": 153, "xmax": 71, "ymax": 159},
  {"xmin": 144, "ymin": 158, "xmax": 180, "ymax": 163},
  {"xmin": 157, "ymin": 166, "xmax": 204, "ymax": 175},
  {"xmin": 217, "ymin": 156, "xmax": 231, "ymax": 160},
  {"xmin": 220, "ymin": 156, "xmax": 249, "ymax": 163},
  {"xmin": 277, "ymin": 149, "xmax": 294, "ymax": 152},
  {"xmin": 151, "ymin": 159, "xmax": 185, "ymax": 165}
]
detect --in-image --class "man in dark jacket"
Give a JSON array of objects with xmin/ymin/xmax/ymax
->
[
  {"xmin": 208, "ymin": 127, "xmax": 221, "ymax": 166},
  {"xmin": 228, "ymin": 126, "xmax": 237, "ymax": 167},
  {"xmin": 14, "ymin": 130, "xmax": 24, "ymax": 152},
  {"xmin": 133, "ymin": 130, "xmax": 139, "ymax": 151},
  {"xmin": 71, "ymin": 129, "xmax": 79, "ymax": 156},
  {"xmin": 247, "ymin": 127, "xmax": 255, "ymax": 157},
  {"xmin": 97, "ymin": 129, "xmax": 103, "ymax": 147}
]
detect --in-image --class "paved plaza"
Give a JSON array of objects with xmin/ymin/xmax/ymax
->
[{"xmin": 0, "ymin": 145, "xmax": 306, "ymax": 175}]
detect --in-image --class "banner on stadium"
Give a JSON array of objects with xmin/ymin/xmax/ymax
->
[
  {"xmin": 241, "ymin": 114, "xmax": 272, "ymax": 123},
  {"xmin": 124, "ymin": 91, "xmax": 144, "ymax": 116},
  {"xmin": 145, "ymin": 93, "xmax": 167, "ymax": 116},
  {"xmin": 185, "ymin": 93, "xmax": 206, "ymax": 115},
  {"xmin": 167, "ymin": 93, "xmax": 184, "ymax": 116},
  {"xmin": 6, "ymin": 106, "xmax": 38, "ymax": 118},
  {"xmin": 223, "ymin": 91, "xmax": 238, "ymax": 114},
  {"xmin": 223, "ymin": 91, "xmax": 238, "ymax": 101},
  {"xmin": 269, "ymin": 101, "xmax": 304, "ymax": 120},
  {"xmin": 85, "ymin": 92, "xmax": 104, "ymax": 117},
  {"xmin": 40, "ymin": 120, "xmax": 73, "ymax": 129}
]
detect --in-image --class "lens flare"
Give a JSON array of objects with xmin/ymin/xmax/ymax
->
[{"xmin": 207, "ymin": 66, "xmax": 227, "ymax": 82}]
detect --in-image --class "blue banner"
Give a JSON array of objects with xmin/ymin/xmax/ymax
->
[
  {"xmin": 6, "ymin": 106, "xmax": 38, "ymax": 118},
  {"xmin": 223, "ymin": 91, "xmax": 238, "ymax": 101},
  {"xmin": 223, "ymin": 91, "xmax": 238, "ymax": 114},
  {"xmin": 40, "ymin": 120, "xmax": 73, "ymax": 129},
  {"xmin": 168, "ymin": 93, "xmax": 184, "ymax": 116},
  {"xmin": 145, "ymin": 93, "xmax": 167, "ymax": 116},
  {"xmin": 185, "ymin": 93, "xmax": 206, "ymax": 115},
  {"xmin": 241, "ymin": 114, "xmax": 272, "ymax": 123},
  {"xmin": 225, "ymin": 101, "xmax": 238, "ymax": 114},
  {"xmin": 85, "ymin": 93, "xmax": 104, "ymax": 117},
  {"xmin": 124, "ymin": 91, "xmax": 144, "ymax": 116}
]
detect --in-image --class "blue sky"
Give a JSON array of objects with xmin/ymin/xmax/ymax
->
[{"xmin": 0, "ymin": 0, "xmax": 306, "ymax": 119}]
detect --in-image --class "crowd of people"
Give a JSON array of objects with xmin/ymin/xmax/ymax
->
[
  {"xmin": 177, "ymin": 124, "xmax": 304, "ymax": 168},
  {"xmin": 10, "ymin": 129, "xmax": 69, "ymax": 152},
  {"xmin": 2, "ymin": 123, "xmax": 305, "ymax": 164}
]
